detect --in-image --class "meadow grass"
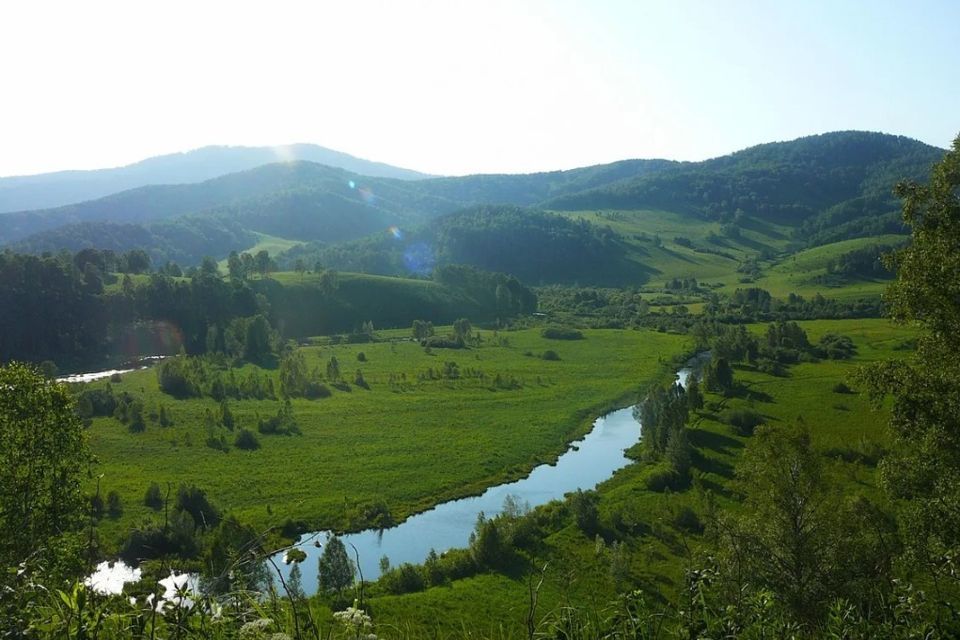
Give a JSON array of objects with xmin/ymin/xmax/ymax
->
[
  {"xmin": 715, "ymin": 234, "xmax": 908, "ymax": 300},
  {"xmin": 361, "ymin": 318, "xmax": 918, "ymax": 637},
  {"xmin": 87, "ymin": 327, "xmax": 689, "ymax": 546},
  {"xmin": 215, "ymin": 232, "xmax": 304, "ymax": 270}
]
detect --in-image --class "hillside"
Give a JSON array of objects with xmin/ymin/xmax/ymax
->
[
  {"xmin": 546, "ymin": 131, "xmax": 943, "ymax": 233},
  {"xmin": 5, "ymin": 132, "xmax": 943, "ymax": 281},
  {"xmin": 0, "ymin": 143, "xmax": 433, "ymax": 213}
]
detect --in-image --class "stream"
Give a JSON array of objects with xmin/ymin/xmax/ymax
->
[
  {"xmin": 86, "ymin": 352, "xmax": 708, "ymax": 597},
  {"xmin": 273, "ymin": 352, "xmax": 708, "ymax": 593}
]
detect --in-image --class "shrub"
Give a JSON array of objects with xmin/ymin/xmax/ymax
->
[
  {"xmin": 672, "ymin": 505, "xmax": 703, "ymax": 533},
  {"xmin": 381, "ymin": 563, "xmax": 426, "ymax": 595},
  {"xmin": 235, "ymin": 429, "xmax": 260, "ymax": 450},
  {"xmin": 541, "ymin": 350, "xmax": 561, "ymax": 361},
  {"xmin": 357, "ymin": 352, "xmax": 367, "ymax": 362},
  {"xmin": 541, "ymin": 326, "xmax": 584, "ymax": 340},
  {"xmin": 144, "ymin": 483, "xmax": 163, "ymax": 510},
  {"xmin": 643, "ymin": 463, "xmax": 679, "ymax": 492},
  {"xmin": 107, "ymin": 491, "xmax": 123, "ymax": 518},
  {"xmin": 726, "ymin": 409, "xmax": 764, "ymax": 436},
  {"xmin": 817, "ymin": 333, "xmax": 857, "ymax": 359},
  {"xmin": 833, "ymin": 382, "xmax": 853, "ymax": 394}
]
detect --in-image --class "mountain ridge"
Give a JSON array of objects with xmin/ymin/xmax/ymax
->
[{"xmin": 0, "ymin": 143, "xmax": 435, "ymax": 213}]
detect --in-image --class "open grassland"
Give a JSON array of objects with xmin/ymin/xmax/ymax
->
[
  {"xmin": 559, "ymin": 209, "xmax": 901, "ymax": 305},
  {"xmin": 365, "ymin": 318, "xmax": 918, "ymax": 637},
  {"xmin": 216, "ymin": 232, "xmax": 303, "ymax": 270},
  {"xmin": 716, "ymin": 234, "xmax": 908, "ymax": 301},
  {"xmin": 558, "ymin": 209, "xmax": 794, "ymax": 284},
  {"xmin": 87, "ymin": 328, "xmax": 688, "ymax": 546}
]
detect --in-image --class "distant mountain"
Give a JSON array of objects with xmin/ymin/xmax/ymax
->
[
  {"xmin": 546, "ymin": 131, "xmax": 944, "ymax": 226},
  {"xmin": 2, "ymin": 157, "xmax": 675, "ymax": 255},
  {"xmin": 0, "ymin": 143, "xmax": 434, "ymax": 213},
  {"xmin": 1, "ymin": 162, "xmax": 460, "ymax": 245},
  {"xmin": 5, "ymin": 131, "xmax": 946, "ymax": 269}
]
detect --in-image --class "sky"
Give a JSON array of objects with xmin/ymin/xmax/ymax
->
[{"xmin": 0, "ymin": 0, "xmax": 957, "ymax": 177}]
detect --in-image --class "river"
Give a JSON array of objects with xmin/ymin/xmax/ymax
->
[
  {"xmin": 272, "ymin": 352, "xmax": 707, "ymax": 593},
  {"xmin": 86, "ymin": 352, "xmax": 707, "ymax": 596}
]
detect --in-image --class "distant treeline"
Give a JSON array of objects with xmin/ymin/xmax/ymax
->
[{"xmin": 0, "ymin": 248, "xmax": 536, "ymax": 369}]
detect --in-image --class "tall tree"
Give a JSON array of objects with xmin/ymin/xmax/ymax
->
[
  {"xmin": 318, "ymin": 536, "xmax": 354, "ymax": 594},
  {"xmin": 0, "ymin": 363, "xmax": 89, "ymax": 568},
  {"xmin": 862, "ymin": 134, "xmax": 960, "ymax": 595}
]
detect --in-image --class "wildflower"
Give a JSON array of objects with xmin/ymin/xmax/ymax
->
[{"xmin": 239, "ymin": 618, "xmax": 274, "ymax": 639}]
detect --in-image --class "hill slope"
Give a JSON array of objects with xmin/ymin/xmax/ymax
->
[
  {"xmin": 0, "ymin": 143, "xmax": 434, "ymax": 213},
  {"xmin": 546, "ymin": 131, "xmax": 943, "ymax": 229}
]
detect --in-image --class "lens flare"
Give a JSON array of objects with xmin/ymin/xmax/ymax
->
[
  {"xmin": 388, "ymin": 226, "xmax": 403, "ymax": 239},
  {"xmin": 403, "ymin": 242, "xmax": 435, "ymax": 275},
  {"xmin": 348, "ymin": 180, "xmax": 356, "ymax": 189},
  {"xmin": 358, "ymin": 186, "xmax": 376, "ymax": 204}
]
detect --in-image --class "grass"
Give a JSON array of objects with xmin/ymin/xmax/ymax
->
[
  {"xmin": 86, "ymin": 327, "xmax": 689, "ymax": 547},
  {"xmin": 361, "ymin": 318, "xmax": 918, "ymax": 637},
  {"xmin": 216, "ymin": 232, "xmax": 303, "ymax": 270},
  {"xmin": 716, "ymin": 234, "xmax": 907, "ymax": 300},
  {"xmin": 554, "ymin": 209, "xmax": 902, "ymax": 305}
]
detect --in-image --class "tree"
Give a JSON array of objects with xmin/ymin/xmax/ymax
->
[
  {"xmin": 412, "ymin": 319, "xmax": 434, "ymax": 341},
  {"xmin": 294, "ymin": 259, "xmax": 307, "ymax": 280},
  {"xmin": 0, "ymin": 363, "xmax": 89, "ymax": 567},
  {"xmin": 243, "ymin": 315, "xmax": 274, "ymax": 364},
  {"xmin": 318, "ymin": 536, "xmax": 354, "ymax": 593},
  {"xmin": 453, "ymin": 317, "xmax": 472, "ymax": 343},
  {"xmin": 862, "ymin": 134, "xmax": 960, "ymax": 592},
  {"xmin": 227, "ymin": 251, "xmax": 245, "ymax": 281},
  {"xmin": 254, "ymin": 250, "xmax": 274, "ymax": 278},
  {"xmin": 326, "ymin": 355, "xmax": 341, "ymax": 382},
  {"xmin": 318, "ymin": 269, "xmax": 339, "ymax": 296}
]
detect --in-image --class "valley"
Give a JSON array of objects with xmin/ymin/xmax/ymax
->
[{"xmin": 0, "ymin": 130, "xmax": 956, "ymax": 639}]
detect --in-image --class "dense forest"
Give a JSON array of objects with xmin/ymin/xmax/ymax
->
[{"xmin": 286, "ymin": 205, "xmax": 631, "ymax": 284}]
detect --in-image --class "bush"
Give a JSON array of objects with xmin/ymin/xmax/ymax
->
[
  {"xmin": 833, "ymin": 382, "xmax": 853, "ymax": 394},
  {"xmin": 107, "ymin": 491, "xmax": 123, "ymax": 518},
  {"xmin": 357, "ymin": 352, "xmax": 367, "ymax": 362},
  {"xmin": 235, "ymin": 429, "xmax": 260, "ymax": 450},
  {"xmin": 541, "ymin": 350, "xmax": 561, "ymax": 361},
  {"xmin": 541, "ymin": 326, "xmax": 584, "ymax": 340},
  {"xmin": 817, "ymin": 333, "xmax": 857, "ymax": 359},
  {"xmin": 144, "ymin": 483, "xmax": 164, "ymax": 510},
  {"xmin": 381, "ymin": 563, "xmax": 426, "ymax": 595},
  {"xmin": 672, "ymin": 506, "xmax": 704, "ymax": 533},
  {"xmin": 643, "ymin": 463, "xmax": 680, "ymax": 492},
  {"xmin": 726, "ymin": 409, "xmax": 765, "ymax": 436}
]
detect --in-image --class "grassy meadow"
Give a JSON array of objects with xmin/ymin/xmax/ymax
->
[
  {"xmin": 364, "ymin": 317, "xmax": 918, "ymax": 637},
  {"xmin": 86, "ymin": 327, "xmax": 689, "ymax": 547}
]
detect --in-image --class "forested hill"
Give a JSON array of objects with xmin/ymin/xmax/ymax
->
[
  {"xmin": 0, "ymin": 162, "xmax": 463, "ymax": 246},
  {"xmin": 284, "ymin": 205, "xmax": 635, "ymax": 286},
  {"xmin": 4, "ymin": 131, "xmax": 945, "ymax": 266},
  {"xmin": 0, "ymin": 143, "xmax": 433, "ymax": 213},
  {"xmin": 412, "ymin": 158, "xmax": 676, "ymax": 206},
  {"xmin": 546, "ymin": 131, "xmax": 944, "ymax": 227}
]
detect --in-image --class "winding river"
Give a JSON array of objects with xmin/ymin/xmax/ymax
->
[
  {"xmin": 85, "ymin": 352, "xmax": 707, "ymax": 596},
  {"xmin": 272, "ymin": 353, "xmax": 707, "ymax": 593}
]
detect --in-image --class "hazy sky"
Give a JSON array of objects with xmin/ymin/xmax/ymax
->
[{"xmin": 1, "ymin": 0, "xmax": 957, "ymax": 177}]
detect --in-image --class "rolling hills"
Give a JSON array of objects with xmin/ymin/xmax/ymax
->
[
  {"xmin": 0, "ymin": 143, "xmax": 433, "ymax": 213},
  {"xmin": 3, "ymin": 131, "xmax": 945, "ymax": 291}
]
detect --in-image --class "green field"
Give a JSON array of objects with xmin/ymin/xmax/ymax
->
[
  {"xmin": 87, "ymin": 327, "xmax": 689, "ymax": 546},
  {"xmin": 216, "ymin": 232, "xmax": 303, "ymax": 270},
  {"xmin": 716, "ymin": 234, "xmax": 907, "ymax": 300},
  {"xmin": 363, "ymin": 318, "xmax": 918, "ymax": 637},
  {"xmin": 554, "ymin": 209, "xmax": 900, "ymax": 305}
]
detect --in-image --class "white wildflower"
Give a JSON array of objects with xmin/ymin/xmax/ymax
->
[{"xmin": 239, "ymin": 618, "xmax": 274, "ymax": 639}]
